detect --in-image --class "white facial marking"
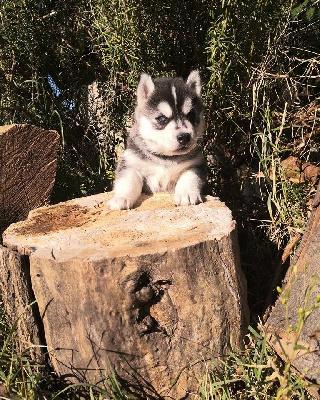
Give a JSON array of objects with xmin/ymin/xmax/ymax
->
[
  {"xmin": 182, "ymin": 97, "xmax": 193, "ymax": 115},
  {"xmin": 139, "ymin": 116, "xmax": 155, "ymax": 142},
  {"xmin": 158, "ymin": 101, "xmax": 173, "ymax": 118},
  {"xmin": 171, "ymin": 85, "xmax": 177, "ymax": 107}
]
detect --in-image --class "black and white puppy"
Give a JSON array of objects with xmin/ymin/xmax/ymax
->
[{"xmin": 108, "ymin": 71, "xmax": 206, "ymax": 210}]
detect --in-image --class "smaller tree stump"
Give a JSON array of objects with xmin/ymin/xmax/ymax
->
[
  {"xmin": 0, "ymin": 124, "xmax": 59, "ymax": 236},
  {"xmin": 0, "ymin": 123, "xmax": 59, "ymax": 359},
  {"xmin": 2, "ymin": 193, "xmax": 249, "ymax": 398}
]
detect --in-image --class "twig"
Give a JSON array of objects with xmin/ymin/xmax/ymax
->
[
  {"xmin": 281, "ymin": 234, "xmax": 301, "ymax": 264},
  {"xmin": 252, "ymin": 68, "xmax": 320, "ymax": 80}
]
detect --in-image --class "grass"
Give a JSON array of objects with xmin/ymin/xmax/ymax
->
[
  {"xmin": 199, "ymin": 325, "xmax": 309, "ymax": 400},
  {"xmin": 1, "ymin": 300, "xmax": 318, "ymax": 399},
  {"xmin": 199, "ymin": 272, "xmax": 320, "ymax": 400},
  {"xmin": 2, "ymin": 268, "xmax": 320, "ymax": 398}
]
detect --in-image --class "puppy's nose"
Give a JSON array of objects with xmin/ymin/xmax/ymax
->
[{"xmin": 177, "ymin": 133, "xmax": 191, "ymax": 145}]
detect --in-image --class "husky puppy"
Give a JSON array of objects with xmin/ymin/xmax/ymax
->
[{"xmin": 108, "ymin": 71, "xmax": 206, "ymax": 210}]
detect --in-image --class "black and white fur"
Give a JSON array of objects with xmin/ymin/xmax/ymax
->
[{"xmin": 108, "ymin": 71, "xmax": 206, "ymax": 210}]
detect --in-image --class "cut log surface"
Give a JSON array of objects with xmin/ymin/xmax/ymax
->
[
  {"xmin": 0, "ymin": 124, "xmax": 59, "ymax": 236},
  {"xmin": 267, "ymin": 183, "xmax": 320, "ymax": 389},
  {"xmin": 2, "ymin": 193, "xmax": 248, "ymax": 398}
]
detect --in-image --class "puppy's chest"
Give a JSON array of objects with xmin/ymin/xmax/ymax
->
[
  {"xmin": 123, "ymin": 149, "xmax": 196, "ymax": 193},
  {"xmin": 143, "ymin": 162, "xmax": 185, "ymax": 193}
]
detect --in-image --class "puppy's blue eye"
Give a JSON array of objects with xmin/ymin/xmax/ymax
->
[{"xmin": 156, "ymin": 115, "xmax": 168, "ymax": 124}]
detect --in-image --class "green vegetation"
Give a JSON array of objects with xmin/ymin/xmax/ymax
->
[
  {"xmin": 0, "ymin": 0, "xmax": 319, "ymax": 398},
  {"xmin": 1, "ymin": 298, "xmax": 319, "ymax": 399},
  {"xmin": 199, "ymin": 326, "xmax": 313, "ymax": 400}
]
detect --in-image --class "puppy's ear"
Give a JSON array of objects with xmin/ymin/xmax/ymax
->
[
  {"xmin": 137, "ymin": 73, "xmax": 155, "ymax": 105},
  {"xmin": 186, "ymin": 70, "xmax": 201, "ymax": 97}
]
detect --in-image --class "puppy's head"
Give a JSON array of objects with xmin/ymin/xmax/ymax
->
[{"xmin": 134, "ymin": 71, "xmax": 205, "ymax": 156}]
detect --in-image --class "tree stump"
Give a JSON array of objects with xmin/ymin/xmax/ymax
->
[
  {"xmin": 1, "ymin": 193, "xmax": 249, "ymax": 398},
  {"xmin": 0, "ymin": 123, "xmax": 59, "ymax": 359},
  {"xmin": 266, "ymin": 183, "xmax": 320, "ymax": 392},
  {"xmin": 0, "ymin": 124, "xmax": 59, "ymax": 236}
]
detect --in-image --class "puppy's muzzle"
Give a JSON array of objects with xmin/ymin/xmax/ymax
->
[{"xmin": 177, "ymin": 132, "xmax": 191, "ymax": 146}]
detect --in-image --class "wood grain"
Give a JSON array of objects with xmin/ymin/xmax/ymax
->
[{"xmin": 0, "ymin": 124, "xmax": 59, "ymax": 236}]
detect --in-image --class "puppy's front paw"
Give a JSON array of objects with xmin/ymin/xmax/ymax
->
[
  {"xmin": 108, "ymin": 196, "xmax": 135, "ymax": 210},
  {"xmin": 174, "ymin": 191, "xmax": 203, "ymax": 206}
]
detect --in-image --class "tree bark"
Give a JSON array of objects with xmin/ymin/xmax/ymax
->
[
  {"xmin": 267, "ymin": 183, "xmax": 320, "ymax": 392},
  {"xmin": 0, "ymin": 246, "xmax": 44, "ymax": 359},
  {"xmin": 2, "ymin": 193, "xmax": 249, "ymax": 398}
]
